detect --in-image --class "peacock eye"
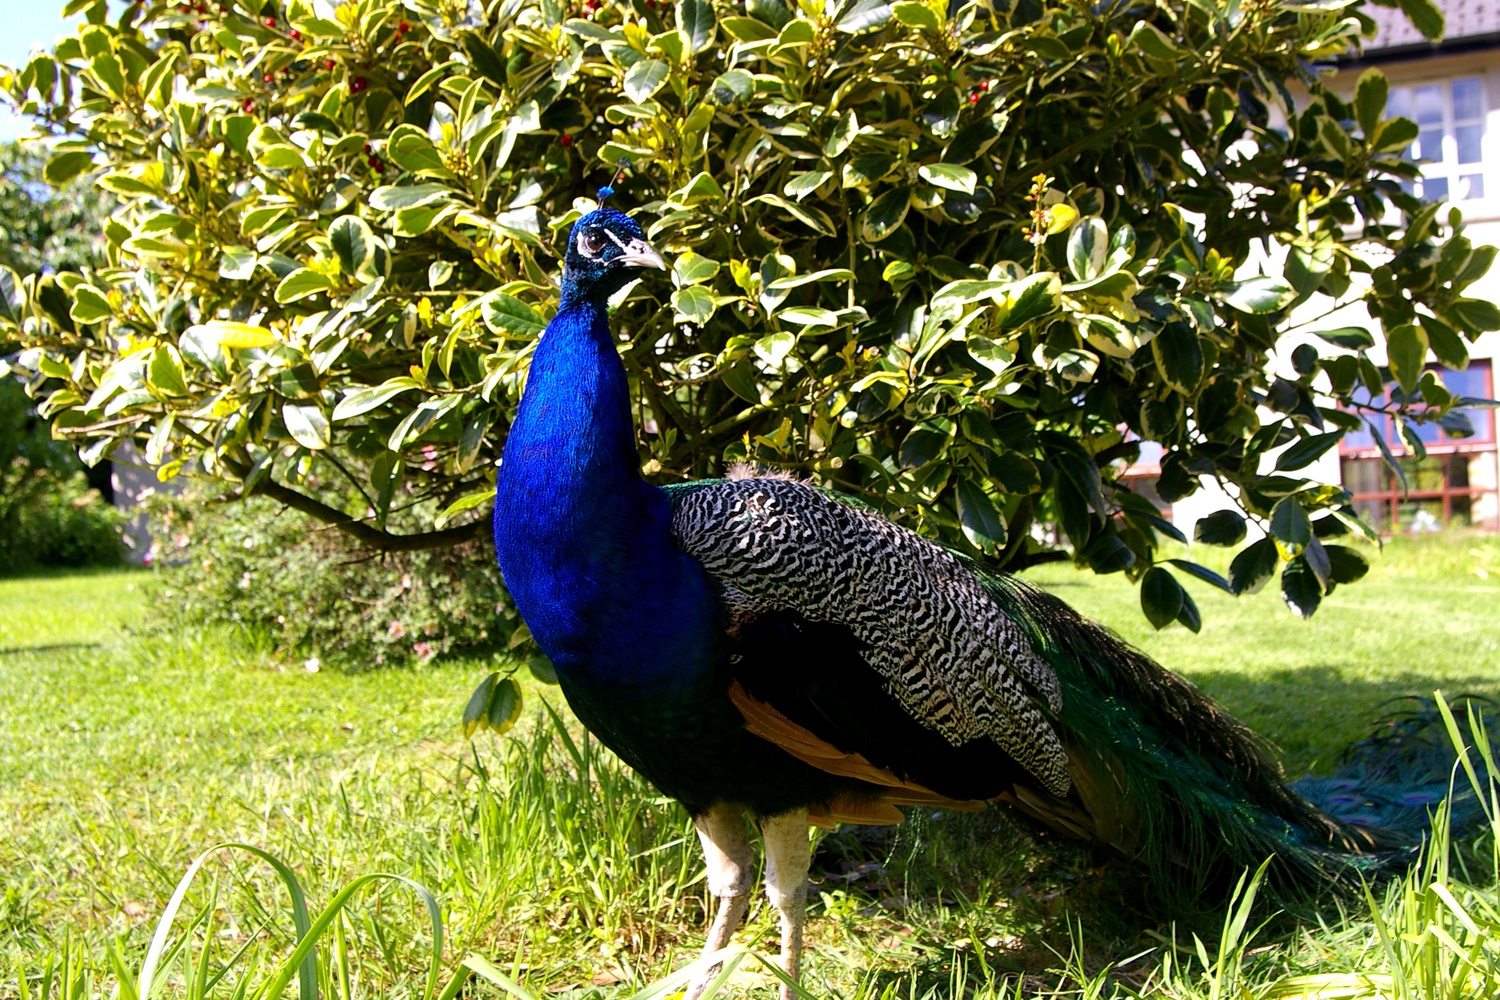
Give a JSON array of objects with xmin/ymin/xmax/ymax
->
[{"xmin": 578, "ymin": 230, "xmax": 607, "ymax": 257}]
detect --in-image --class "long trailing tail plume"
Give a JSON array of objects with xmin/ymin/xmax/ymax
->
[
  {"xmin": 1295, "ymin": 694, "xmax": 1500, "ymax": 844},
  {"xmin": 977, "ymin": 570, "xmax": 1499, "ymax": 909}
]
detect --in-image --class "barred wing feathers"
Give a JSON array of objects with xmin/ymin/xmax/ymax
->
[{"xmin": 668, "ymin": 474, "xmax": 1071, "ymax": 798}]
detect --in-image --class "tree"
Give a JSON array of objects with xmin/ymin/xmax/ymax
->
[
  {"xmin": 0, "ymin": 139, "xmax": 121, "ymax": 571},
  {"xmin": 2, "ymin": 0, "xmax": 1495, "ymax": 627},
  {"xmin": 0, "ymin": 141, "xmax": 111, "ymax": 276}
]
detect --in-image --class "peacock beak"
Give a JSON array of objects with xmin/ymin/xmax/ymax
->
[{"xmin": 613, "ymin": 237, "xmax": 666, "ymax": 270}]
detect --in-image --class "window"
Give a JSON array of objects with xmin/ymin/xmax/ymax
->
[
  {"xmin": 1388, "ymin": 77, "xmax": 1489, "ymax": 203},
  {"xmin": 1340, "ymin": 363, "xmax": 1495, "ymax": 451},
  {"xmin": 1341, "ymin": 454, "xmax": 1490, "ymax": 532},
  {"xmin": 1339, "ymin": 362, "xmax": 1498, "ymax": 532}
]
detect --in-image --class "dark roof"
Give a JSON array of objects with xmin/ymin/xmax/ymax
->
[{"xmin": 1363, "ymin": 1, "xmax": 1500, "ymax": 57}]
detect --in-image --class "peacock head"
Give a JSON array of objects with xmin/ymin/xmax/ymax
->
[{"xmin": 561, "ymin": 207, "xmax": 665, "ymax": 304}]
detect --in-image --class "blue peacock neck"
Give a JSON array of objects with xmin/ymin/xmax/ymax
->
[
  {"xmin": 501, "ymin": 293, "xmax": 639, "ymax": 499},
  {"xmin": 492, "ymin": 292, "xmax": 714, "ymax": 687}
]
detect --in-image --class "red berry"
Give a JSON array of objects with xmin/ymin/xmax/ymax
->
[
  {"xmin": 242, "ymin": 98, "xmax": 254, "ymax": 111},
  {"xmin": 325, "ymin": 58, "xmax": 336, "ymax": 69},
  {"xmin": 289, "ymin": 29, "xmax": 301, "ymax": 41},
  {"xmin": 560, "ymin": 134, "xmax": 574, "ymax": 147},
  {"xmin": 262, "ymin": 73, "xmax": 273, "ymax": 83},
  {"xmin": 364, "ymin": 142, "xmax": 373, "ymax": 154},
  {"xmin": 350, "ymin": 76, "xmax": 368, "ymax": 93},
  {"xmin": 398, "ymin": 20, "xmax": 410, "ymax": 32},
  {"xmin": 978, "ymin": 80, "xmax": 989, "ymax": 91},
  {"xmin": 968, "ymin": 92, "xmax": 980, "ymax": 104},
  {"xmin": 264, "ymin": 16, "xmax": 276, "ymax": 27},
  {"xmin": 369, "ymin": 157, "xmax": 385, "ymax": 172}
]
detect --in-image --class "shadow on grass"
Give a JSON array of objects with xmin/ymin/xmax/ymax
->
[
  {"xmin": 1187, "ymin": 664, "xmax": 1500, "ymax": 774},
  {"xmin": 0, "ymin": 642, "xmax": 101, "ymax": 656},
  {"xmin": 807, "ymin": 807, "xmax": 1184, "ymax": 991}
]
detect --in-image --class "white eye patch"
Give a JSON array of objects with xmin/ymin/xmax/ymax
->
[{"xmin": 576, "ymin": 227, "xmax": 634, "ymax": 260}]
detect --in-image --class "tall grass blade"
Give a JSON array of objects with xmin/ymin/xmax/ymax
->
[
  {"xmin": 747, "ymin": 949, "xmax": 831, "ymax": 1000},
  {"xmin": 1262, "ymin": 972, "xmax": 1393, "ymax": 998},
  {"xmin": 620, "ymin": 945, "xmax": 749, "ymax": 1000},
  {"xmin": 433, "ymin": 963, "xmax": 474, "ymax": 1000},
  {"xmin": 462, "ymin": 954, "xmax": 539, "ymax": 1000},
  {"xmin": 260, "ymin": 873, "xmax": 444, "ymax": 1000},
  {"xmin": 137, "ymin": 843, "xmax": 317, "ymax": 1000},
  {"xmin": 204, "ymin": 918, "xmax": 275, "ymax": 996},
  {"xmin": 109, "ymin": 938, "xmax": 139, "ymax": 1000},
  {"xmin": 538, "ymin": 697, "xmax": 586, "ymax": 773},
  {"xmin": 1436, "ymin": 695, "xmax": 1485, "ymax": 803}
]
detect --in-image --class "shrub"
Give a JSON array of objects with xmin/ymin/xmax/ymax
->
[
  {"xmin": 3, "ymin": 0, "xmax": 1496, "ymax": 629},
  {"xmin": 0, "ymin": 376, "xmax": 124, "ymax": 574},
  {"xmin": 144, "ymin": 487, "xmax": 514, "ymax": 668},
  {"xmin": 0, "ymin": 466, "xmax": 125, "ymax": 573}
]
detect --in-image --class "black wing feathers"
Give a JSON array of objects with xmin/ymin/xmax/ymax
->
[{"xmin": 729, "ymin": 608, "xmax": 1039, "ymax": 803}]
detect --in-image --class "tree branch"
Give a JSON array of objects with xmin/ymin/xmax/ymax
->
[
  {"xmin": 1004, "ymin": 548, "xmax": 1070, "ymax": 572},
  {"xmin": 996, "ymin": 496, "xmax": 1034, "ymax": 570},
  {"xmin": 224, "ymin": 458, "xmax": 488, "ymax": 553}
]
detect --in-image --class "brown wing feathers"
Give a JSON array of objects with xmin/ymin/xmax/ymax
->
[
  {"xmin": 728, "ymin": 681, "xmax": 987, "ymax": 827},
  {"xmin": 729, "ymin": 679, "xmax": 1107, "ymax": 842}
]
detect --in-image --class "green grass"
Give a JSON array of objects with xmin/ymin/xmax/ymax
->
[
  {"xmin": 1022, "ymin": 532, "xmax": 1500, "ymax": 773},
  {"xmin": 2, "ymin": 537, "xmax": 1498, "ymax": 999},
  {"xmin": 0, "ymin": 568, "xmax": 148, "ymax": 650},
  {"xmin": 0, "ymin": 571, "xmax": 714, "ymax": 997}
]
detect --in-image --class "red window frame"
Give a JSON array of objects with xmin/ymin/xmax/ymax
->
[{"xmin": 1338, "ymin": 361, "xmax": 1496, "ymax": 532}]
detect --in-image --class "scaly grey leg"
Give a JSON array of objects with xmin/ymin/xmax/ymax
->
[
  {"xmin": 759, "ymin": 808, "xmax": 811, "ymax": 1000},
  {"xmin": 684, "ymin": 802, "xmax": 753, "ymax": 1000}
]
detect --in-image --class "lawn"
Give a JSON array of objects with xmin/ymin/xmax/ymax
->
[
  {"xmin": 2, "ymin": 536, "xmax": 1497, "ymax": 998},
  {"xmin": 1024, "ymin": 532, "xmax": 1500, "ymax": 772}
]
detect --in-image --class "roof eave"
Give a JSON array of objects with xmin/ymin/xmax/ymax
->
[{"xmin": 1336, "ymin": 30, "xmax": 1500, "ymax": 69}]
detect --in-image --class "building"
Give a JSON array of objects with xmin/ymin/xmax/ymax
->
[{"xmin": 1138, "ymin": 1, "xmax": 1500, "ymax": 536}]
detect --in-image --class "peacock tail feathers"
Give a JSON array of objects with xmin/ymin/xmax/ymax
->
[
  {"xmin": 973, "ymin": 569, "xmax": 1398, "ymax": 908},
  {"xmin": 1292, "ymin": 695, "xmax": 1500, "ymax": 846}
]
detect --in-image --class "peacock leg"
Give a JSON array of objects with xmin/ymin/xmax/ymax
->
[
  {"xmin": 684, "ymin": 802, "xmax": 753, "ymax": 1000},
  {"xmin": 759, "ymin": 808, "xmax": 811, "ymax": 1000}
]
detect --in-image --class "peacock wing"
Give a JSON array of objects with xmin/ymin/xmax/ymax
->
[{"xmin": 666, "ymin": 473, "xmax": 1071, "ymax": 798}]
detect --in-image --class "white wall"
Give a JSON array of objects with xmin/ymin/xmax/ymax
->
[{"xmin": 1165, "ymin": 49, "xmax": 1500, "ymax": 539}]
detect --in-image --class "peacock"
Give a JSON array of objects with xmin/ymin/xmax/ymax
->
[{"xmin": 490, "ymin": 202, "xmax": 1484, "ymax": 999}]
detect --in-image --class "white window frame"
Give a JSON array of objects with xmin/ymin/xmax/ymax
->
[{"xmin": 1387, "ymin": 76, "xmax": 1490, "ymax": 205}]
